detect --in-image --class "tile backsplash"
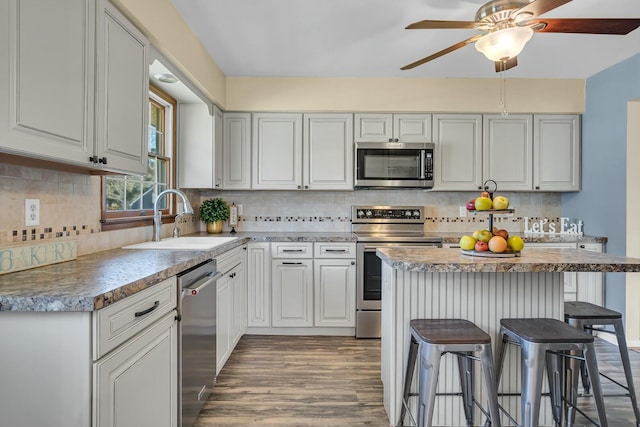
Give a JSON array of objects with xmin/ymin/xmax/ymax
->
[{"xmin": 0, "ymin": 162, "xmax": 563, "ymax": 256}]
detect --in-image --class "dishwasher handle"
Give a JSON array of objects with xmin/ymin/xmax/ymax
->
[{"xmin": 182, "ymin": 271, "xmax": 223, "ymax": 297}]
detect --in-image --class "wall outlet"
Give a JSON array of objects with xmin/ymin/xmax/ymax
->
[
  {"xmin": 237, "ymin": 204, "xmax": 243, "ymax": 215},
  {"xmin": 459, "ymin": 206, "xmax": 467, "ymax": 217},
  {"xmin": 25, "ymin": 199, "xmax": 40, "ymax": 226}
]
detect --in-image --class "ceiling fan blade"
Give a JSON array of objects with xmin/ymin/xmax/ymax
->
[
  {"xmin": 495, "ymin": 57, "xmax": 518, "ymax": 73},
  {"xmin": 516, "ymin": 0, "xmax": 572, "ymax": 18},
  {"xmin": 405, "ymin": 20, "xmax": 478, "ymax": 30},
  {"xmin": 530, "ymin": 18, "xmax": 640, "ymax": 34},
  {"xmin": 401, "ymin": 35, "xmax": 482, "ymax": 70}
]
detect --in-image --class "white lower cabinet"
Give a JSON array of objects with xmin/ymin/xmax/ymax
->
[
  {"xmin": 94, "ymin": 311, "xmax": 177, "ymax": 427},
  {"xmin": 248, "ymin": 241, "xmax": 356, "ymax": 333},
  {"xmin": 314, "ymin": 259, "xmax": 356, "ymax": 327},
  {"xmin": 216, "ymin": 245, "xmax": 247, "ymax": 374},
  {"xmin": 272, "ymin": 258, "xmax": 314, "ymax": 327}
]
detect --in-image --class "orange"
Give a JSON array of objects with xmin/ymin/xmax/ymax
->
[{"xmin": 488, "ymin": 236, "xmax": 507, "ymax": 253}]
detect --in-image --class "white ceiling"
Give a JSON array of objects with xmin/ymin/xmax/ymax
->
[{"xmin": 170, "ymin": 0, "xmax": 640, "ymax": 79}]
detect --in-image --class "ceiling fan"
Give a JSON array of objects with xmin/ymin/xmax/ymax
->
[{"xmin": 401, "ymin": 0, "xmax": 640, "ymax": 72}]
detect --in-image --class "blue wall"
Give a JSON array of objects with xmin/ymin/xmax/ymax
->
[{"xmin": 562, "ymin": 53, "xmax": 640, "ymax": 319}]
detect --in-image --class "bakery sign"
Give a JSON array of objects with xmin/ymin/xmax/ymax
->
[{"xmin": 524, "ymin": 217, "xmax": 584, "ymax": 235}]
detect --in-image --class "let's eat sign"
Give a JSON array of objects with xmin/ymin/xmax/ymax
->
[
  {"xmin": 0, "ymin": 240, "xmax": 77, "ymax": 275},
  {"xmin": 524, "ymin": 217, "xmax": 583, "ymax": 235}
]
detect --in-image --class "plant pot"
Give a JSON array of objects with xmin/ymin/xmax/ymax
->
[{"xmin": 206, "ymin": 221, "xmax": 223, "ymax": 234}]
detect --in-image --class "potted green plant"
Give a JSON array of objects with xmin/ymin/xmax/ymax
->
[{"xmin": 199, "ymin": 197, "xmax": 230, "ymax": 234}]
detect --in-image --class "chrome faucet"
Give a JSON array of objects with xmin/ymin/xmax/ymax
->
[{"xmin": 153, "ymin": 189, "xmax": 194, "ymax": 242}]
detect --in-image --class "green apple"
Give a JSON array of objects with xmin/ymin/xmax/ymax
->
[
  {"xmin": 459, "ymin": 235, "xmax": 477, "ymax": 250},
  {"xmin": 475, "ymin": 229, "xmax": 492, "ymax": 243},
  {"xmin": 475, "ymin": 196, "xmax": 493, "ymax": 211},
  {"xmin": 493, "ymin": 195, "xmax": 510, "ymax": 210},
  {"xmin": 507, "ymin": 236, "xmax": 525, "ymax": 252}
]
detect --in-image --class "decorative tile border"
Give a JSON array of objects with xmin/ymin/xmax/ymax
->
[{"xmin": 3, "ymin": 224, "xmax": 100, "ymax": 244}]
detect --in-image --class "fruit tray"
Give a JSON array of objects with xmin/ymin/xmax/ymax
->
[{"xmin": 461, "ymin": 249, "xmax": 521, "ymax": 258}]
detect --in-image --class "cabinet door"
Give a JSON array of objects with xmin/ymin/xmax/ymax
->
[
  {"xmin": 94, "ymin": 312, "xmax": 177, "ymax": 427},
  {"xmin": 223, "ymin": 112, "xmax": 251, "ymax": 189},
  {"xmin": 94, "ymin": 0, "xmax": 148, "ymax": 174},
  {"xmin": 247, "ymin": 242, "xmax": 271, "ymax": 327},
  {"xmin": 252, "ymin": 113, "xmax": 302, "ymax": 189},
  {"xmin": 214, "ymin": 106, "xmax": 224, "ymax": 189},
  {"xmin": 272, "ymin": 259, "xmax": 313, "ymax": 327},
  {"xmin": 393, "ymin": 114, "xmax": 432, "ymax": 143},
  {"xmin": 303, "ymin": 113, "xmax": 353, "ymax": 190},
  {"xmin": 534, "ymin": 114, "xmax": 580, "ymax": 192},
  {"xmin": 216, "ymin": 273, "xmax": 232, "ymax": 374},
  {"xmin": 231, "ymin": 262, "xmax": 247, "ymax": 346},
  {"xmin": 354, "ymin": 113, "xmax": 393, "ymax": 143},
  {"xmin": 314, "ymin": 259, "xmax": 356, "ymax": 327},
  {"xmin": 178, "ymin": 103, "xmax": 213, "ymax": 188},
  {"xmin": 1, "ymin": 0, "xmax": 93, "ymax": 166},
  {"xmin": 576, "ymin": 243, "xmax": 604, "ymax": 306},
  {"xmin": 483, "ymin": 114, "xmax": 533, "ymax": 191},
  {"xmin": 433, "ymin": 114, "xmax": 483, "ymax": 191}
]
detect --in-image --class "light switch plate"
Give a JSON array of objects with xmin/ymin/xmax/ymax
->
[{"xmin": 25, "ymin": 199, "xmax": 40, "ymax": 226}]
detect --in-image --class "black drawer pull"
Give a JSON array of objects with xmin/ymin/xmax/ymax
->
[
  {"xmin": 282, "ymin": 262, "xmax": 303, "ymax": 265},
  {"xmin": 282, "ymin": 249, "xmax": 304, "ymax": 252},
  {"xmin": 325, "ymin": 249, "xmax": 348, "ymax": 252},
  {"xmin": 135, "ymin": 300, "xmax": 160, "ymax": 317}
]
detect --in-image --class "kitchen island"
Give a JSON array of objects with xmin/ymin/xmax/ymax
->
[{"xmin": 377, "ymin": 247, "xmax": 640, "ymax": 427}]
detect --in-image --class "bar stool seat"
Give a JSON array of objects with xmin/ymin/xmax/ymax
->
[
  {"xmin": 565, "ymin": 301, "xmax": 640, "ymax": 426},
  {"xmin": 496, "ymin": 318, "xmax": 608, "ymax": 427},
  {"xmin": 398, "ymin": 319, "xmax": 501, "ymax": 427}
]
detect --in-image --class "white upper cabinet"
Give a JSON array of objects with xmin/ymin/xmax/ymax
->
[
  {"xmin": 223, "ymin": 112, "xmax": 251, "ymax": 190},
  {"xmin": 1, "ymin": 0, "xmax": 93, "ymax": 165},
  {"xmin": 214, "ymin": 107, "xmax": 223, "ymax": 189},
  {"xmin": 483, "ymin": 114, "xmax": 533, "ymax": 191},
  {"xmin": 252, "ymin": 113, "xmax": 303, "ymax": 190},
  {"xmin": 533, "ymin": 114, "xmax": 580, "ymax": 192},
  {"xmin": 432, "ymin": 114, "xmax": 483, "ymax": 191},
  {"xmin": 0, "ymin": 0, "xmax": 149, "ymax": 174},
  {"xmin": 94, "ymin": 0, "xmax": 148, "ymax": 174},
  {"xmin": 303, "ymin": 113, "xmax": 353, "ymax": 190},
  {"xmin": 178, "ymin": 103, "xmax": 215, "ymax": 188},
  {"xmin": 355, "ymin": 113, "xmax": 431, "ymax": 143}
]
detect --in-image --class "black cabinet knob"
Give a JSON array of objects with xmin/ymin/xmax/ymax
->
[{"xmin": 98, "ymin": 157, "xmax": 107, "ymax": 164}]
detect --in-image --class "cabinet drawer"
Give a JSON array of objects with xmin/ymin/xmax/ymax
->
[
  {"xmin": 271, "ymin": 242, "xmax": 313, "ymax": 258},
  {"xmin": 93, "ymin": 276, "xmax": 177, "ymax": 360},
  {"xmin": 217, "ymin": 245, "xmax": 246, "ymax": 273},
  {"xmin": 314, "ymin": 242, "xmax": 356, "ymax": 258}
]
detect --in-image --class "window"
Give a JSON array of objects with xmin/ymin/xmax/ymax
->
[{"xmin": 101, "ymin": 85, "xmax": 177, "ymax": 230}]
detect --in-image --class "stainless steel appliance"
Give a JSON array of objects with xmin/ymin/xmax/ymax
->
[
  {"xmin": 352, "ymin": 206, "xmax": 442, "ymax": 338},
  {"xmin": 354, "ymin": 142, "xmax": 435, "ymax": 189},
  {"xmin": 178, "ymin": 259, "xmax": 223, "ymax": 427}
]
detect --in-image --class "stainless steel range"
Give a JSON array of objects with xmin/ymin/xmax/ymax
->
[{"xmin": 352, "ymin": 206, "xmax": 442, "ymax": 338}]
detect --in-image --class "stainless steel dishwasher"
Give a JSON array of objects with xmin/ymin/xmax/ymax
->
[{"xmin": 178, "ymin": 259, "xmax": 222, "ymax": 427}]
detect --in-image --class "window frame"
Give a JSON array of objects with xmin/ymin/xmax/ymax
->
[{"xmin": 100, "ymin": 84, "xmax": 178, "ymax": 231}]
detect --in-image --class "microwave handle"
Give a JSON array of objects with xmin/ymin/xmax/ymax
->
[{"xmin": 420, "ymin": 151, "xmax": 426, "ymax": 179}]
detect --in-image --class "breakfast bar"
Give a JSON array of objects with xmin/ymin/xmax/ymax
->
[{"xmin": 377, "ymin": 247, "xmax": 640, "ymax": 426}]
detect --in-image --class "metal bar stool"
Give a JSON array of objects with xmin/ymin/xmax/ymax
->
[
  {"xmin": 398, "ymin": 319, "xmax": 501, "ymax": 427},
  {"xmin": 565, "ymin": 301, "xmax": 640, "ymax": 426},
  {"xmin": 495, "ymin": 318, "xmax": 608, "ymax": 427}
]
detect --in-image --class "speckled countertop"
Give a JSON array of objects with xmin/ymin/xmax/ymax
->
[
  {"xmin": 377, "ymin": 247, "xmax": 640, "ymax": 273},
  {"xmin": 0, "ymin": 231, "xmax": 608, "ymax": 313}
]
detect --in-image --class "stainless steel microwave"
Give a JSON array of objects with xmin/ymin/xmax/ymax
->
[{"xmin": 354, "ymin": 142, "xmax": 434, "ymax": 189}]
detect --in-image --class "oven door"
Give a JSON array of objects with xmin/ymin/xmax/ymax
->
[{"xmin": 356, "ymin": 242, "xmax": 440, "ymax": 311}]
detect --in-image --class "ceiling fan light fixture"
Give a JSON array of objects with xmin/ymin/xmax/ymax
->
[{"xmin": 475, "ymin": 26, "xmax": 534, "ymax": 62}]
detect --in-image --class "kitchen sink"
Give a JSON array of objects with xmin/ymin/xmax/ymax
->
[{"xmin": 122, "ymin": 236, "xmax": 238, "ymax": 250}]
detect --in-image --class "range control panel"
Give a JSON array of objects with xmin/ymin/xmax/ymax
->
[{"xmin": 352, "ymin": 206, "xmax": 424, "ymax": 223}]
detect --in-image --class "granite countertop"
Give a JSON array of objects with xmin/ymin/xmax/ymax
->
[
  {"xmin": 377, "ymin": 247, "xmax": 640, "ymax": 273},
  {"xmin": 0, "ymin": 231, "xmax": 608, "ymax": 313}
]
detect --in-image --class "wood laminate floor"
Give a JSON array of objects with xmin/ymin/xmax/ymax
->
[{"xmin": 194, "ymin": 335, "xmax": 640, "ymax": 427}]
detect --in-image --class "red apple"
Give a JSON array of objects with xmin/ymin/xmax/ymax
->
[
  {"xmin": 466, "ymin": 199, "xmax": 476, "ymax": 210},
  {"xmin": 494, "ymin": 229, "xmax": 509, "ymax": 240},
  {"xmin": 475, "ymin": 241, "xmax": 489, "ymax": 252}
]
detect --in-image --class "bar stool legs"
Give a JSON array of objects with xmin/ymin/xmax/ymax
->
[
  {"xmin": 564, "ymin": 301, "xmax": 640, "ymax": 426},
  {"xmin": 496, "ymin": 318, "xmax": 608, "ymax": 427},
  {"xmin": 398, "ymin": 319, "xmax": 501, "ymax": 427}
]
